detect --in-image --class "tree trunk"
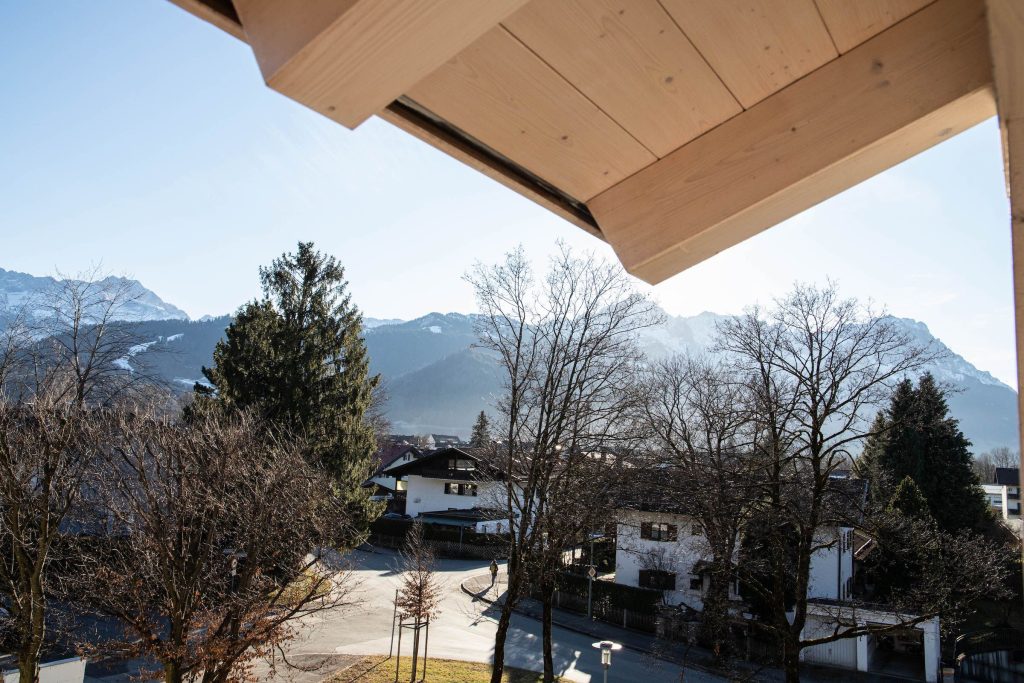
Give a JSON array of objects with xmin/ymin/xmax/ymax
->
[
  {"xmin": 490, "ymin": 570, "xmax": 521, "ymax": 683},
  {"xmin": 701, "ymin": 569, "xmax": 731, "ymax": 659},
  {"xmin": 410, "ymin": 619, "xmax": 420, "ymax": 682},
  {"xmin": 164, "ymin": 662, "xmax": 183, "ymax": 683},
  {"xmin": 541, "ymin": 581, "xmax": 555, "ymax": 682},
  {"xmin": 17, "ymin": 658, "xmax": 38, "ymax": 683},
  {"xmin": 782, "ymin": 634, "xmax": 801, "ymax": 683},
  {"xmin": 17, "ymin": 575, "xmax": 46, "ymax": 683}
]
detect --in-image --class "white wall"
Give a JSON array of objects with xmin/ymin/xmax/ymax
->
[
  {"xmin": 404, "ymin": 475, "xmax": 499, "ymax": 518},
  {"xmin": 807, "ymin": 528, "xmax": 853, "ymax": 601},
  {"xmin": 614, "ymin": 509, "xmax": 715, "ymax": 609},
  {"xmin": 3, "ymin": 657, "xmax": 86, "ymax": 683}
]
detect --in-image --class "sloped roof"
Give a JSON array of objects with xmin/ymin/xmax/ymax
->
[
  {"xmin": 386, "ymin": 446, "xmax": 502, "ymax": 481},
  {"xmin": 995, "ymin": 467, "xmax": 1020, "ymax": 486}
]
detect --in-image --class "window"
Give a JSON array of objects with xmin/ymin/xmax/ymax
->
[
  {"xmin": 692, "ymin": 524, "xmax": 703, "ymax": 536},
  {"xmin": 689, "ymin": 576, "xmax": 702, "ymax": 591},
  {"xmin": 639, "ymin": 570, "xmax": 676, "ymax": 591},
  {"xmin": 640, "ymin": 521, "xmax": 677, "ymax": 542},
  {"xmin": 447, "ymin": 457, "xmax": 476, "ymax": 471},
  {"xmin": 444, "ymin": 482, "xmax": 478, "ymax": 496}
]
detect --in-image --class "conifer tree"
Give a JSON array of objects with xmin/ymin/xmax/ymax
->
[
  {"xmin": 469, "ymin": 410, "xmax": 491, "ymax": 448},
  {"xmin": 197, "ymin": 242, "xmax": 381, "ymax": 541},
  {"xmin": 863, "ymin": 373, "xmax": 989, "ymax": 532},
  {"xmin": 888, "ymin": 475, "xmax": 931, "ymax": 521}
]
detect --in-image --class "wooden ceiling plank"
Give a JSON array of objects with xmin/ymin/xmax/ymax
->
[
  {"xmin": 814, "ymin": 0, "xmax": 935, "ymax": 54},
  {"xmin": 589, "ymin": 0, "xmax": 995, "ymax": 284},
  {"xmin": 658, "ymin": 0, "xmax": 838, "ymax": 109},
  {"xmin": 502, "ymin": 0, "xmax": 741, "ymax": 158},
  {"xmin": 232, "ymin": 0, "xmax": 530, "ymax": 129},
  {"xmin": 406, "ymin": 26, "xmax": 658, "ymax": 202},
  {"xmin": 378, "ymin": 102, "xmax": 603, "ymax": 239}
]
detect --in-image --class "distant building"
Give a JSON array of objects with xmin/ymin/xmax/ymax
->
[
  {"xmin": 431, "ymin": 434, "xmax": 464, "ymax": 448},
  {"xmin": 982, "ymin": 467, "xmax": 1021, "ymax": 530}
]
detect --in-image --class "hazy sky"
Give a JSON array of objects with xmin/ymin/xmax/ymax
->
[{"xmin": 0, "ymin": 2, "xmax": 1016, "ymax": 388}]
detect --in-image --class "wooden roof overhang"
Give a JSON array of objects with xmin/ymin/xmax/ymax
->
[{"xmin": 169, "ymin": 0, "xmax": 1008, "ymax": 285}]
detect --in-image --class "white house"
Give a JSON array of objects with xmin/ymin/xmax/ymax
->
[
  {"xmin": 614, "ymin": 510, "xmax": 855, "ymax": 611},
  {"xmin": 982, "ymin": 467, "xmax": 1021, "ymax": 531},
  {"xmin": 386, "ymin": 446, "xmax": 509, "ymax": 533},
  {"xmin": 614, "ymin": 477, "xmax": 940, "ymax": 680}
]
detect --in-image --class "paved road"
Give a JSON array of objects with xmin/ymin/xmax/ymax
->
[{"xmin": 264, "ymin": 548, "xmax": 723, "ymax": 683}]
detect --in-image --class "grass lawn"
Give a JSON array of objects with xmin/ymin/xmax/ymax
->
[{"xmin": 330, "ymin": 655, "xmax": 560, "ymax": 682}]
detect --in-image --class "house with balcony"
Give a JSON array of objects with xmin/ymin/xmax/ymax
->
[
  {"xmin": 385, "ymin": 446, "xmax": 508, "ymax": 533},
  {"xmin": 982, "ymin": 467, "xmax": 1021, "ymax": 531}
]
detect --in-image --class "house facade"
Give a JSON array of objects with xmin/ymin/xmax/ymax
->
[
  {"xmin": 982, "ymin": 467, "xmax": 1021, "ymax": 531},
  {"xmin": 614, "ymin": 478, "xmax": 939, "ymax": 681},
  {"xmin": 614, "ymin": 509, "xmax": 855, "ymax": 611},
  {"xmin": 386, "ymin": 446, "xmax": 508, "ymax": 533}
]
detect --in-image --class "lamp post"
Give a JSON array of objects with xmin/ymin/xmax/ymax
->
[{"xmin": 591, "ymin": 640, "xmax": 621, "ymax": 683}]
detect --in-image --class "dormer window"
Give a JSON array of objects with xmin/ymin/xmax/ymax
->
[{"xmin": 448, "ymin": 457, "xmax": 476, "ymax": 471}]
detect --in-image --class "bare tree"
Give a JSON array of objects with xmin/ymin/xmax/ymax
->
[
  {"xmin": 717, "ymin": 283, "xmax": 999, "ymax": 682},
  {"xmin": 395, "ymin": 522, "xmax": 442, "ymax": 682},
  {"xmin": 4, "ymin": 267, "xmax": 161, "ymax": 407},
  {"xmin": 0, "ymin": 394, "xmax": 104, "ymax": 683},
  {"xmin": 973, "ymin": 446, "xmax": 1019, "ymax": 483},
  {"xmin": 467, "ymin": 243, "xmax": 657, "ymax": 683},
  {"xmin": 0, "ymin": 270, "xmax": 164, "ymax": 683},
  {"xmin": 74, "ymin": 408, "xmax": 355, "ymax": 683},
  {"xmin": 636, "ymin": 356, "xmax": 757, "ymax": 659}
]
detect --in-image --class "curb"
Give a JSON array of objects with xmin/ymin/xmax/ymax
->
[{"xmin": 458, "ymin": 574, "xmax": 723, "ymax": 679}]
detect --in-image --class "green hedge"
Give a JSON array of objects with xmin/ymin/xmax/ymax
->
[{"xmin": 556, "ymin": 570, "xmax": 661, "ymax": 614}]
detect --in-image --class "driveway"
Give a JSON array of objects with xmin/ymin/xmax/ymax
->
[{"xmin": 262, "ymin": 548, "xmax": 722, "ymax": 683}]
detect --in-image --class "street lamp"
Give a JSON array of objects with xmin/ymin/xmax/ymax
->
[{"xmin": 591, "ymin": 640, "xmax": 622, "ymax": 683}]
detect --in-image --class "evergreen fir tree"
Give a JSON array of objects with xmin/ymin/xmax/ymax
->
[
  {"xmin": 866, "ymin": 373, "xmax": 989, "ymax": 532},
  {"xmin": 888, "ymin": 476, "xmax": 931, "ymax": 521},
  {"xmin": 863, "ymin": 476, "xmax": 937, "ymax": 601},
  {"xmin": 854, "ymin": 412, "xmax": 889, "ymax": 495},
  {"xmin": 198, "ymin": 242, "xmax": 381, "ymax": 542},
  {"xmin": 469, "ymin": 411, "xmax": 491, "ymax": 448}
]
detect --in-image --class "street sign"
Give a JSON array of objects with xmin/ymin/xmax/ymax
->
[{"xmin": 587, "ymin": 566, "xmax": 597, "ymax": 579}]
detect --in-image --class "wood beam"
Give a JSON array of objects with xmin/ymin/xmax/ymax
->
[
  {"xmin": 985, "ymin": 0, "xmax": 1024, "ymax": 525},
  {"xmin": 167, "ymin": 0, "xmax": 244, "ymax": 41},
  {"xmin": 232, "ymin": 0, "xmax": 529, "ymax": 130},
  {"xmin": 589, "ymin": 0, "xmax": 995, "ymax": 285}
]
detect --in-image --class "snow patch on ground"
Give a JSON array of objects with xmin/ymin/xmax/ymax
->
[
  {"xmin": 114, "ymin": 340, "xmax": 157, "ymax": 374},
  {"xmin": 174, "ymin": 378, "xmax": 212, "ymax": 389},
  {"xmin": 428, "ymin": 325, "xmax": 442, "ymax": 334},
  {"xmin": 165, "ymin": 333, "xmax": 183, "ymax": 342}
]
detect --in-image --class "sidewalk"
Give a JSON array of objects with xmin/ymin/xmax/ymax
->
[{"xmin": 460, "ymin": 573, "xmax": 917, "ymax": 683}]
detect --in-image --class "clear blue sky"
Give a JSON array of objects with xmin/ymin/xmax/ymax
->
[{"xmin": 0, "ymin": 2, "xmax": 1016, "ymax": 388}]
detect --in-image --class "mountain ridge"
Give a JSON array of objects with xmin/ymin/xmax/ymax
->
[{"xmin": 0, "ymin": 269, "xmax": 1015, "ymax": 452}]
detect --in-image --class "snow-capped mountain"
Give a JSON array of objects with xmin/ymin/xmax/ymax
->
[
  {"xmin": 0, "ymin": 265, "xmax": 1013, "ymax": 452},
  {"xmin": 0, "ymin": 268, "xmax": 188, "ymax": 323}
]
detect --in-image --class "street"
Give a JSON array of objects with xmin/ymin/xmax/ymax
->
[{"xmin": 263, "ymin": 548, "xmax": 723, "ymax": 683}]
